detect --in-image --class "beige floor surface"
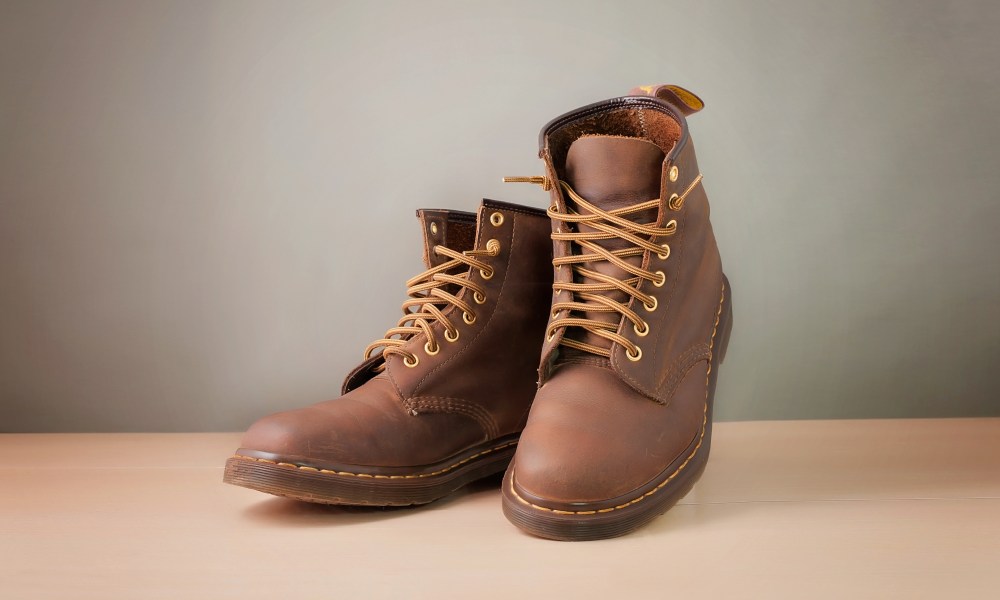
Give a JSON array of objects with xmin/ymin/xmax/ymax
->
[{"xmin": 2, "ymin": 418, "xmax": 998, "ymax": 599}]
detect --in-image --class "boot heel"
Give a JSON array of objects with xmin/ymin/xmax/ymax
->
[{"xmin": 717, "ymin": 274, "xmax": 734, "ymax": 364}]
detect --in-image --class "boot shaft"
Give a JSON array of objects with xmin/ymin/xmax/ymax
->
[
  {"xmin": 535, "ymin": 86, "xmax": 724, "ymax": 402},
  {"xmin": 344, "ymin": 200, "xmax": 553, "ymax": 435}
]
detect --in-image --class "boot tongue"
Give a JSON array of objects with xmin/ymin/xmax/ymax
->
[
  {"xmin": 562, "ymin": 135, "xmax": 665, "ymax": 354},
  {"xmin": 565, "ymin": 135, "xmax": 665, "ymax": 210},
  {"xmin": 415, "ymin": 209, "xmax": 477, "ymax": 268}
]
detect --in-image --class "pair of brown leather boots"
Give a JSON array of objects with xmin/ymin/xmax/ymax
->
[{"xmin": 223, "ymin": 84, "xmax": 733, "ymax": 541}]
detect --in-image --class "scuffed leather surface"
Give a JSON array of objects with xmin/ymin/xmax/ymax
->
[
  {"xmin": 513, "ymin": 359, "xmax": 707, "ymax": 504},
  {"xmin": 240, "ymin": 377, "xmax": 482, "ymax": 467},
  {"xmin": 240, "ymin": 201, "xmax": 552, "ymax": 469},
  {"xmin": 514, "ymin": 87, "xmax": 726, "ymax": 507}
]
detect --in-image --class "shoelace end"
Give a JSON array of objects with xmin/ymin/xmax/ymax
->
[{"xmin": 502, "ymin": 176, "xmax": 552, "ymax": 191}]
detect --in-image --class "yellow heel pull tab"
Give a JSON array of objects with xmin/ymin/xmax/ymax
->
[
  {"xmin": 630, "ymin": 84, "xmax": 705, "ymax": 116},
  {"xmin": 502, "ymin": 176, "xmax": 552, "ymax": 191}
]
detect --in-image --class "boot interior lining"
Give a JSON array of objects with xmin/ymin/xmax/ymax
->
[
  {"xmin": 547, "ymin": 107, "xmax": 681, "ymax": 178},
  {"xmin": 446, "ymin": 220, "xmax": 477, "ymax": 253}
]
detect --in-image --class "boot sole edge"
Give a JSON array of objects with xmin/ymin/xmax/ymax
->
[
  {"xmin": 500, "ymin": 427, "xmax": 711, "ymax": 541},
  {"xmin": 223, "ymin": 438, "xmax": 518, "ymax": 507}
]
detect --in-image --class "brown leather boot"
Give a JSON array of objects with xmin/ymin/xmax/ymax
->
[
  {"xmin": 501, "ymin": 85, "xmax": 733, "ymax": 539},
  {"xmin": 224, "ymin": 200, "xmax": 552, "ymax": 505}
]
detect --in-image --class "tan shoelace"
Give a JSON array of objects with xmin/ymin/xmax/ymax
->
[
  {"xmin": 547, "ymin": 180, "xmax": 674, "ymax": 360},
  {"xmin": 363, "ymin": 239, "xmax": 499, "ymax": 370},
  {"xmin": 505, "ymin": 173, "xmax": 703, "ymax": 361}
]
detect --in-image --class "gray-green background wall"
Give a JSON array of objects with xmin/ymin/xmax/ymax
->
[{"xmin": 2, "ymin": 0, "xmax": 998, "ymax": 432}]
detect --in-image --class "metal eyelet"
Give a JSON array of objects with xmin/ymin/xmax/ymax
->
[
  {"xmin": 657, "ymin": 244, "xmax": 670, "ymax": 260},
  {"xmin": 463, "ymin": 311, "xmax": 476, "ymax": 325},
  {"xmin": 429, "ymin": 222, "xmax": 438, "ymax": 235},
  {"xmin": 445, "ymin": 329, "xmax": 460, "ymax": 342},
  {"xmin": 669, "ymin": 165, "xmax": 679, "ymax": 182},
  {"xmin": 668, "ymin": 193, "xmax": 683, "ymax": 211},
  {"xmin": 546, "ymin": 331, "xmax": 557, "ymax": 342},
  {"xmin": 424, "ymin": 342, "xmax": 439, "ymax": 356},
  {"xmin": 626, "ymin": 346, "xmax": 643, "ymax": 361},
  {"xmin": 653, "ymin": 271, "xmax": 666, "ymax": 287},
  {"xmin": 644, "ymin": 296, "xmax": 658, "ymax": 312},
  {"xmin": 473, "ymin": 291, "xmax": 486, "ymax": 305},
  {"xmin": 486, "ymin": 239, "xmax": 501, "ymax": 255},
  {"xmin": 633, "ymin": 321, "xmax": 649, "ymax": 337},
  {"xmin": 480, "ymin": 268, "xmax": 494, "ymax": 280},
  {"xmin": 551, "ymin": 308, "xmax": 560, "ymax": 318},
  {"xmin": 403, "ymin": 355, "xmax": 419, "ymax": 368},
  {"xmin": 490, "ymin": 212, "xmax": 504, "ymax": 226}
]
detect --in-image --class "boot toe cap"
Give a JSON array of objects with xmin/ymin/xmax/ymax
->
[
  {"xmin": 511, "ymin": 425, "xmax": 643, "ymax": 506},
  {"xmin": 238, "ymin": 406, "xmax": 349, "ymax": 463},
  {"xmin": 510, "ymin": 362, "xmax": 706, "ymax": 509},
  {"xmin": 234, "ymin": 378, "xmax": 486, "ymax": 469}
]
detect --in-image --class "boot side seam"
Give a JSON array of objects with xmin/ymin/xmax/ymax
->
[
  {"xmin": 654, "ymin": 343, "xmax": 712, "ymax": 404},
  {"xmin": 405, "ymin": 396, "xmax": 498, "ymax": 440}
]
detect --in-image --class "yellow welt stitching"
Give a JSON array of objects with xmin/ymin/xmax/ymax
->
[
  {"xmin": 511, "ymin": 414, "xmax": 707, "ymax": 515},
  {"xmin": 231, "ymin": 439, "xmax": 517, "ymax": 480},
  {"xmin": 509, "ymin": 282, "xmax": 726, "ymax": 515}
]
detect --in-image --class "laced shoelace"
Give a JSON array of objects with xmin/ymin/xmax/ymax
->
[
  {"xmin": 505, "ymin": 173, "xmax": 703, "ymax": 361},
  {"xmin": 546, "ymin": 181, "xmax": 674, "ymax": 360},
  {"xmin": 363, "ymin": 239, "xmax": 500, "ymax": 370}
]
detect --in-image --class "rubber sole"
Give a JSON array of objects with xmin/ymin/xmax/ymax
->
[
  {"xmin": 502, "ymin": 443, "xmax": 710, "ymax": 541},
  {"xmin": 501, "ymin": 275, "xmax": 733, "ymax": 540},
  {"xmin": 223, "ymin": 436, "xmax": 519, "ymax": 507}
]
